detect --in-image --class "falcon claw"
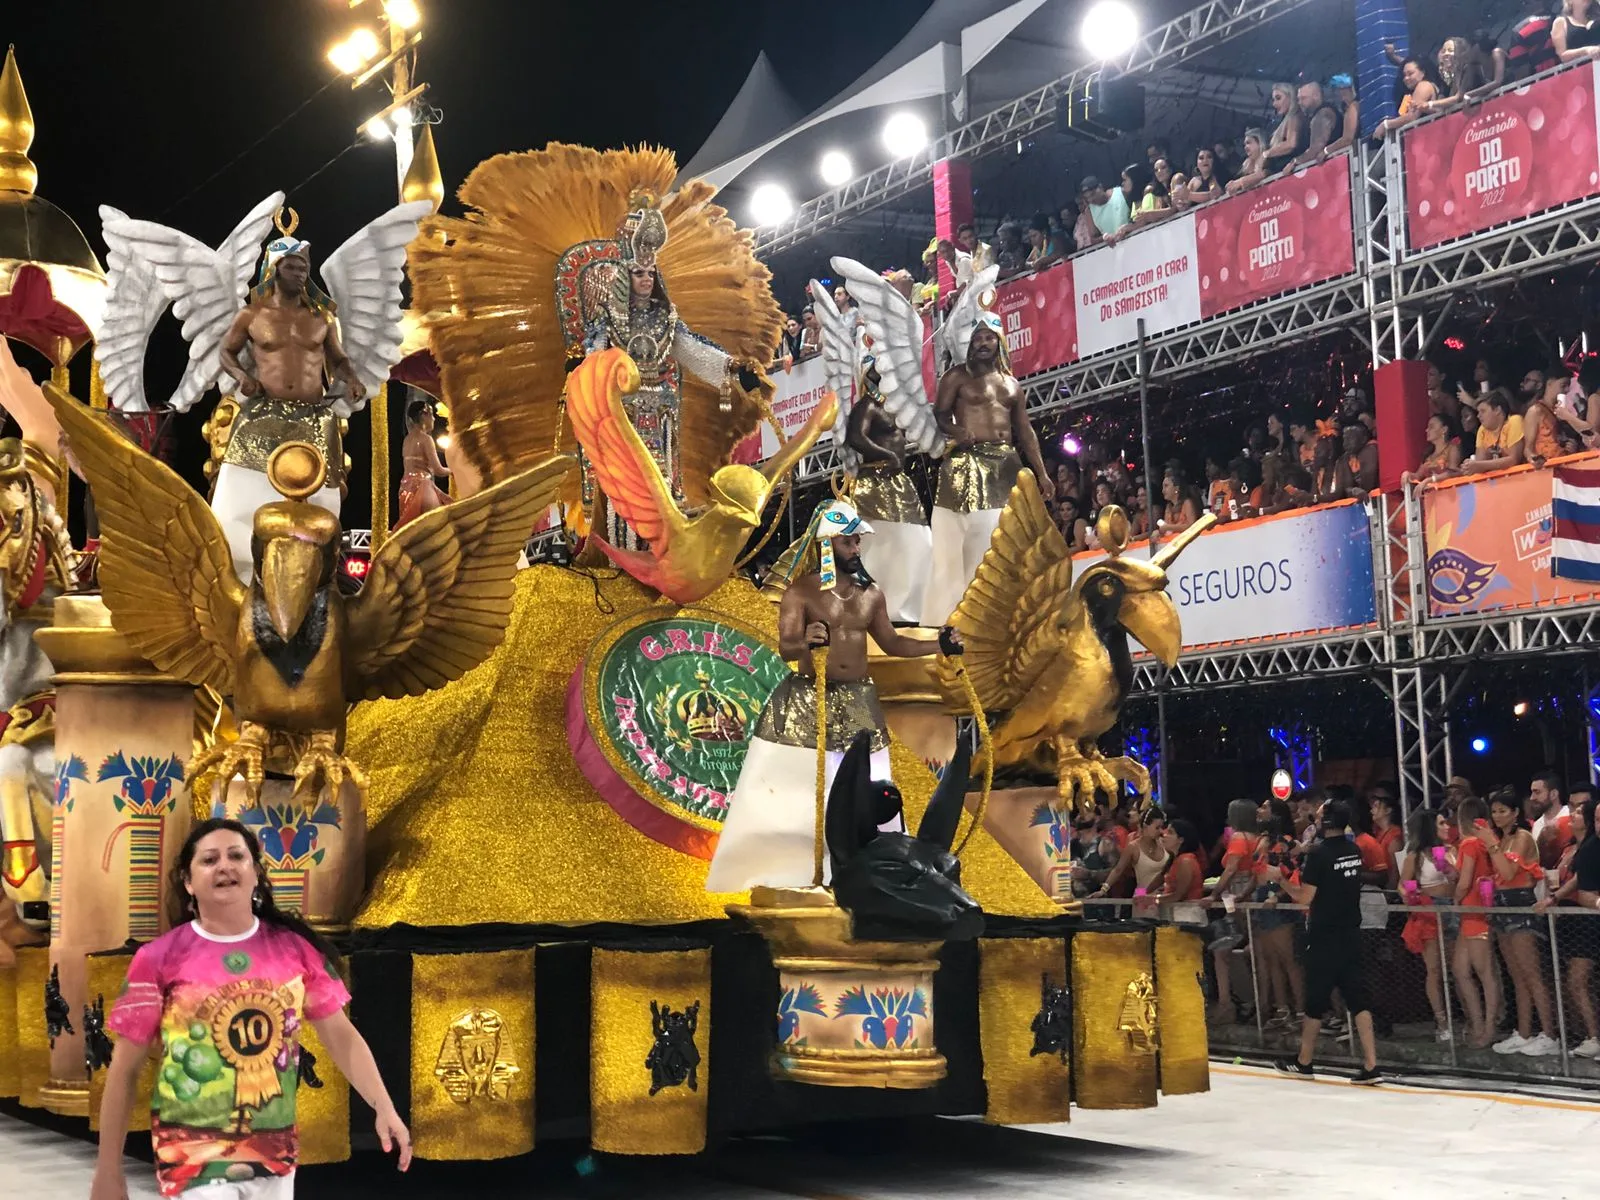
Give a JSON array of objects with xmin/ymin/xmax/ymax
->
[
  {"xmin": 184, "ymin": 724, "xmax": 270, "ymax": 817},
  {"xmin": 291, "ymin": 736, "xmax": 369, "ymax": 809}
]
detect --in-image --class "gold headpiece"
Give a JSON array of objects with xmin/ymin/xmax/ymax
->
[{"xmin": 617, "ymin": 194, "xmax": 668, "ymax": 273}]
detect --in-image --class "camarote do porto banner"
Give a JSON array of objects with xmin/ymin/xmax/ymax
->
[{"xmin": 1403, "ymin": 61, "xmax": 1600, "ymax": 253}]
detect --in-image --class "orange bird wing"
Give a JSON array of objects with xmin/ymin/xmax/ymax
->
[{"xmin": 563, "ymin": 348, "xmax": 679, "ymax": 549}]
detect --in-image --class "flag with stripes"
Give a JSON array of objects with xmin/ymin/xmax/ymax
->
[{"xmin": 1552, "ymin": 464, "xmax": 1600, "ymax": 582}]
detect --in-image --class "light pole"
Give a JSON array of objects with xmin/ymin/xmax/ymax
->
[
  {"xmin": 327, "ymin": 0, "xmax": 427, "ymax": 202},
  {"xmin": 326, "ymin": 0, "xmax": 435, "ymax": 549}
]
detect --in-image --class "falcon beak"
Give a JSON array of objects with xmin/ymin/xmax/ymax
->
[
  {"xmin": 259, "ymin": 536, "xmax": 323, "ymax": 640},
  {"xmin": 1118, "ymin": 589, "xmax": 1182, "ymax": 668}
]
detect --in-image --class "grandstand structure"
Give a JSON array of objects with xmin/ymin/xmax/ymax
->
[{"xmin": 718, "ymin": 0, "xmax": 1600, "ymax": 814}]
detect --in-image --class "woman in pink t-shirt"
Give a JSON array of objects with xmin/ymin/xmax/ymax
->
[{"xmin": 94, "ymin": 819, "xmax": 410, "ymax": 1199}]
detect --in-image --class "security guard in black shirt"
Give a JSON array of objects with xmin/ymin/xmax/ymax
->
[{"xmin": 1266, "ymin": 801, "xmax": 1382, "ymax": 1084}]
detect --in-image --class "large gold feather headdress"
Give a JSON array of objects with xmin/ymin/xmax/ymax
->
[{"xmin": 408, "ymin": 144, "xmax": 783, "ymax": 511}]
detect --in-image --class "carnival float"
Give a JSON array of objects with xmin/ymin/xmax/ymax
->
[{"xmin": 0, "ymin": 41, "xmax": 1210, "ymax": 1167}]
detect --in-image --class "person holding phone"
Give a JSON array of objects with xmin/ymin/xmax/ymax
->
[{"xmin": 1546, "ymin": 367, "xmax": 1599, "ymax": 452}]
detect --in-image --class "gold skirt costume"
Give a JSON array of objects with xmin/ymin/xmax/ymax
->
[
  {"xmin": 221, "ymin": 395, "xmax": 345, "ymax": 487},
  {"xmin": 852, "ymin": 461, "xmax": 927, "ymax": 526},
  {"xmin": 934, "ymin": 441, "xmax": 1020, "ymax": 513},
  {"xmin": 752, "ymin": 675, "xmax": 889, "ymax": 753}
]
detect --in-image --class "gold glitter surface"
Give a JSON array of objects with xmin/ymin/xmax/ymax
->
[
  {"xmin": 410, "ymin": 950, "xmax": 535, "ymax": 1161},
  {"xmin": 977, "ymin": 937, "xmax": 1070, "ymax": 1126},
  {"xmin": 15, "ymin": 945, "xmax": 47, "ymax": 1107},
  {"xmin": 1154, "ymin": 925, "xmax": 1210, "ymax": 1096},
  {"xmin": 86, "ymin": 953, "xmax": 154, "ymax": 1133},
  {"xmin": 0, "ymin": 964, "xmax": 16, "ymax": 1097},
  {"xmin": 296, "ymin": 1017, "xmax": 351, "ymax": 1165},
  {"xmin": 933, "ymin": 442, "xmax": 1020, "ymax": 513},
  {"xmin": 1071, "ymin": 929, "xmax": 1157, "ymax": 1110},
  {"xmin": 852, "ymin": 463, "xmax": 927, "ymax": 526},
  {"xmin": 753, "ymin": 675, "xmax": 889, "ymax": 752},
  {"xmin": 350, "ymin": 567, "xmax": 1057, "ymax": 927},
  {"xmin": 222, "ymin": 396, "xmax": 345, "ymax": 483},
  {"xmin": 590, "ymin": 948, "xmax": 708, "ymax": 1155}
]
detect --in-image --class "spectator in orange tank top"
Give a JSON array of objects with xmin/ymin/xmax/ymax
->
[
  {"xmin": 1452, "ymin": 798, "xmax": 1503, "ymax": 1048},
  {"xmin": 1482, "ymin": 788, "xmax": 1560, "ymax": 1056},
  {"xmin": 1161, "ymin": 820, "xmax": 1208, "ymax": 902}
]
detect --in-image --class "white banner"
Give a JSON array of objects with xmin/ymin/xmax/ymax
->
[
  {"xmin": 1073, "ymin": 502, "xmax": 1378, "ymax": 648},
  {"xmin": 1072, "ymin": 214, "xmax": 1201, "ymax": 357},
  {"xmin": 760, "ymin": 355, "xmax": 837, "ymax": 457}
]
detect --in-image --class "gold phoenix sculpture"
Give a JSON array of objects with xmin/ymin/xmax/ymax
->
[
  {"xmin": 934, "ymin": 470, "xmax": 1214, "ymax": 813},
  {"xmin": 564, "ymin": 349, "xmax": 837, "ymax": 603},
  {"xmin": 45, "ymin": 383, "xmax": 573, "ymax": 808}
]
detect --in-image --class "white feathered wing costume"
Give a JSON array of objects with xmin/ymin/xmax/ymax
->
[
  {"xmin": 817, "ymin": 258, "xmax": 941, "ymax": 624},
  {"xmin": 94, "ymin": 195, "xmax": 431, "ymax": 579}
]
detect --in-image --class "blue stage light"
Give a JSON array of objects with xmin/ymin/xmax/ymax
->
[{"xmin": 1470, "ymin": 736, "xmax": 1489, "ymax": 754}]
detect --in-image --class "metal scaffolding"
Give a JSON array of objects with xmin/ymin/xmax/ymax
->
[{"xmin": 752, "ymin": 0, "xmax": 1323, "ymax": 258}]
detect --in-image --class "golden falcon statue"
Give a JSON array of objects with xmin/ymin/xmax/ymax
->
[
  {"xmin": 407, "ymin": 143, "xmax": 782, "ymax": 544},
  {"xmin": 563, "ymin": 349, "xmax": 836, "ymax": 604},
  {"xmin": 934, "ymin": 470, "xmax": 1214, "ymax": 813},
  {"xmin": 44, "ymin": 383, "xmax": 573, "ymax": 809}
]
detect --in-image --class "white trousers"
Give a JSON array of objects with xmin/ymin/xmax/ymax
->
[
  {"xmin": 919, "ymin": 505, "xmax": 1003, "ymax": 628},
  {"xmin": 860, "ymin": 519, "xmax": 932, "ymax": 625},
  {"xmin": 186, "ymin": 1170, "xmax": 296, "ymax": 1198},
  {"xmin": 214, "ymin": 464, "xmax": 343, "ymax": 583},
  {"xmin": 706, "ymin": 737, "xmax": 896, "ymax": 893}
]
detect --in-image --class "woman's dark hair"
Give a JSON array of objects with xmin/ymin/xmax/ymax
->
[
  {"xmin": 1405, "ymin": 806, "xmax": 1441, "ymax": 861},
  {"xmin": 1486, "ymin": 785, "xmax": 1527, "ymax": 832},
  {"xmin": 1121, "ymin": 162, "xmax": 1153, "ymax": 197},
  {"xmin": 1029, "ymin": 211, "xmax": 1052, "ymax": 235},
  {"xmin": 1395, "ymin": 55, "xmax": 1439, "ymax": 107},
  {"xmin": 1140, "ymin": 804, "xmax": 1171, "ymax": 830},
  {"xmin": 406, "ymin": 398, "xmax": 432, "ymax": 424},
  {"xmin": 170, "ymin": 818, "xmax": 347, "ymax": 981},
  {"xmin": 1583, "ymin": 797, "xmax": 1599, "ymax": 842},
  {"xmin": 1369, "ymin": 787, "xmax": 1400, "ymax": 825},
  {"xmin": 1265, "ymin": 797, "xmax": 1294, "ymax": 842},
  {"xmin": 1427, "ymin": 410, "xmax": 1462, "ymax": 443},
  {"xmin": 1169, "ymin": 818, "xmax": 1203, "ymax": 858}
]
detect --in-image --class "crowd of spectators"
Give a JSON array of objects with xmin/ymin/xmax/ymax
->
[{"xmin": 1067, "ymin": 770, "xmax": 1600, "ymax": 1061}]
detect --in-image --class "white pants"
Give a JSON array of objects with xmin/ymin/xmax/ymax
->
[
  {"xmin": 919, "ymin": 505, "xmax": 1003, "ymax": 628},
  {"xmin": 860, "ymin": 520, "xmax": 932, "ymax": 625},
  {"xmin": 706, "ymin": 738, "xmax": 896, "ymax": 893},
  {"xmin": 214, "ymin": 463, "xmax": 343, "ymax": 583},
  {"xmin": 189, "ymin": 1171, "xmax": 295, "ymax": 1198}
]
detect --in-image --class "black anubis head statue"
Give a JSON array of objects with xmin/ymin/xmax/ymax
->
[{"xmin": 826, "ymin": 731, "xmax": 984, "ymax": 942}]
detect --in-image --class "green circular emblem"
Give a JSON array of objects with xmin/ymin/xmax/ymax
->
[{"xmin": 574, "ymin": 610, "xmax": 788, "ymax": 855}]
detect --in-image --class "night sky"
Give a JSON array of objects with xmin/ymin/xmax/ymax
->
[{"xmin": 8, "ymin": 0, "xmax": 934, "ymax": 525}]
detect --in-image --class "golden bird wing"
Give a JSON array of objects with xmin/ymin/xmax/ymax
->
[
  {"xmin": 345, "ymin": 454, "xmax": 575, "ymax": 701},
  {"xmin": 934, "ymin": 469, "xmax": 1073, "ymax": 713},
  {"xmin": 657, "ymin": 179, "xmax": 784, "ymax": 506},
  {"xmin": 43, "ymin": 383, "xmax": 242, "ymax": 693},
  {"xmin": 563, "ymin": 348, "xmax": 679, "ymax": 548}
]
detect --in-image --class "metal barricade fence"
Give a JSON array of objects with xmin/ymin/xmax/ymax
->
[{"xmin": 1194, "ymin": 898, "xmax": 1600, "ymax": 1087}]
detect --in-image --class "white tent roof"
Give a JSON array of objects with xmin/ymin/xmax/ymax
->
[{"xmin": 681, "ymin": 0, "xmax": 1051, "ymax": 188}]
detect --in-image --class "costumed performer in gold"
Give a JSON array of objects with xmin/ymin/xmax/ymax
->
[
  {"xmin": 920, "ymin": 291, "xmax": 1054, "ymax": 628},
  {"xmin": 408, "ymin": 144, "xmax": 782, "ymax": 552},
  {"xmin": 396, "ymin": 397, "xmax": 452, "ymax": 528},
  {"xmin": 706, "ymin": 501, "xmax": 955, "ymax": 892}
]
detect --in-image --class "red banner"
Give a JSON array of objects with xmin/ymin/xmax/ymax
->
[
  {"xmin": 994, "ymin": 264, "xmax": 1078, "ymax": 377},
  {"xmin": 1196, "ymin": 158, "xmax": 1355, "ymax": 317},
  {"xmin": 1403, "ymin": 62, "xmax": 1600, "ymax": 252}
]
